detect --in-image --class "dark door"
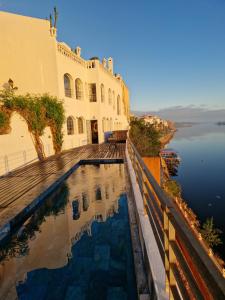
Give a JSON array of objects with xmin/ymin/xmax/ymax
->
[{"xmin": 91, "ymin": 120, "xmax": 98, "ymax": 144}]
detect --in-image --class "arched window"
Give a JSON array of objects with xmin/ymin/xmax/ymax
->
[
  {"xmin": 108, "ymin": 88, "xmax": 112, "ymax": 105},
  {"xmin": 101, "ymin": 84, "xmax": 105, "ymax": 103},
  {"xmin": 75, "ymin": 78, "xmax": 83, "ymax": 100},
  {"xmin": 112, "ymin": 91, "xmax": 115, "ymax": 109},
  {"xmin": 82, "ymin": 192, "xmax": 89, "ymax": 211},
  {"xmin": 78, "ymin": 117, "xmax": 84, "ymax": 134},
  {"xmin": 67, "ymin": 116, "xmax": 74, "ymax": 135},
  {"xmin": 117, "ymin": 95, "xmax": 121, "ymax": 115},
  {"xmin": 64, "ymin": 74, "xmax": 72, "ymax": 98}
]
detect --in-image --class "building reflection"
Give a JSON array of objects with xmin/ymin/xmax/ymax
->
[{"xmin": 0, "ymin": 164, "xmax": 125, "ymax": 300}]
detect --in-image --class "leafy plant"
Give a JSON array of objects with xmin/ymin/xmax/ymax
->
[
  {"xmin": 0, "ymin": 111, "xmax": 7, "ymax": 128},
  {"xmin": 201, "ymin": 217, "xmax": 223, "ymax": 248},
  {"xmin": 129, "ymin": 117, "xmax": 161, "ymax": 156},
  {"xmin": 0, "ymin": 84, "xmax": 65, "ymax": 160},
  {"xmin": 164, "ymin": 179, "xmax": 182, "ymax": 198},
  {"xmin": 40, "ymin": 94, "xmax": 65, "ymax": 153},
  {"xmin": 0, "ymin": 109, "xmax": 11, "ymax": 134}
]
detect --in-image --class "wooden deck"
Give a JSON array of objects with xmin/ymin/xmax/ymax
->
[{"xmin": 0, "ymin": 143, "xmax": 126, "ymax": 238}]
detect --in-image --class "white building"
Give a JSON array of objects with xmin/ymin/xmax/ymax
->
[
  {"xmin": 0, "ymin": 11, "xmax": 130, "ymax": 174},
  {"xmin": 141, "ymin": 115, "xmax": 168, "ymax": 129}
]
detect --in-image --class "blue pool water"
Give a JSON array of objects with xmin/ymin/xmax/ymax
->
[{"xmin": 0, "ymin": 164, "xmax": 137, "ymax": 300}]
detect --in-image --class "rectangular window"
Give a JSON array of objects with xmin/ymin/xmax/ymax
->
[{"xmin": 88, "ymin": 83, "xmax": 97, "ymax": 102}]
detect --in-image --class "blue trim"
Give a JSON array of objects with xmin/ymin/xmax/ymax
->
[{"xmin": 80, "ymin": 159, "xmax": 124, "ymax": 165}]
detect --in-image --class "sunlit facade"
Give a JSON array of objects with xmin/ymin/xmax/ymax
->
[{"xmin": 0, "ymin": 11, "xmax": 130, "ymax": 173}]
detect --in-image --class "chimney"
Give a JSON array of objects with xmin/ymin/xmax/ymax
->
[
  {"xmin": 102, "ymin": 58, "xmax": 107, "ymax": 68},
  {"xmin": 116, "ymin": 73, "xmax": 122, "ymax": 81},
  {"xmin": 75, "ymin": 46, "xmax": 81, "ymax": 57},
  {"xmin": 108, "ymin": 57, "xmax": 113, "ymax": 74}
]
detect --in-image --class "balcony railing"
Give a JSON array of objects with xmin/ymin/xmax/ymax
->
[
  {"xmin": 126, "ymin": 139, "xmax": 225, "ymax": 300},
  {"xmin": 0, "ymin": 144, "xmax": 54, "ymax": 177},
  {"xmin": 76, "ymin": 91, "xmax": 83, "ymax": 100},
  {"xmin": 57, "ymin": 43, "xmax": 86, "ymax": 67},
  {"xmin": 89, "ymin": 94, "xmax": 97, "ymax": 102},
  {"xmin": 64, "ymin": 88, "xmax": 73, "ymax": 98}
]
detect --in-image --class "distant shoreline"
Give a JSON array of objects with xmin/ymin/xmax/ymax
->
[
  {"xmin": 160, "ymin": 129, "xmax": 176, "ymax": 148},
  {"xmin": 216, "ymin": 121, "xmax": 225, "ymax": 126},
  {"xmin": 175, "ymin": 122, "xmax": 197, "ymax": 128}
]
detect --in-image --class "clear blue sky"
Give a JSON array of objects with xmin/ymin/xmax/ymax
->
[{"xmin": 1, "ymin": 0, "xmax": 225, "ymax": 111}]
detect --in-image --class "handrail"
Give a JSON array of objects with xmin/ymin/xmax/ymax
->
[
  {"xmin": 127, "ymin": 138, "xmax": 225, "ymax": 299},
  {"xmin": 0, "ymin": 144, "xmax": 53, "ymax": 177}
]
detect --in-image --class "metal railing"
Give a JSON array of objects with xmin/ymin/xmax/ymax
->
[
  {"xmin": 0, "ymin": 144, "xmax": 53, "ymax": 177},
  {"xmin": 89, "ymin": 93, "xmax": 97, "ymax": 102},
  {"xmin": 86, "ymin": 60, "xmax": 96, "ymax": 69},
  {"xmin": 75, "ymin": 90, "xmax": 83, "ymax": 100},
  {"xmin": 64, "ymin": 88, "xmax": 73, "ymax": 98},
  {"xmin": 127, "ymin": 139, "xmax": 225, "ymax": 300},
  {"xmin": 0, "ymin": 148, "xmax": 38, "ymax": 176}
]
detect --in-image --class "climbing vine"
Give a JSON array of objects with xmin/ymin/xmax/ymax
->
[
  {"xmin": 0, "ymin": 83, "xmax": 65, "ymax": 160},
  {"xmin": 0, "ymin": 109, "xmax": 11, "ymax": 134}
]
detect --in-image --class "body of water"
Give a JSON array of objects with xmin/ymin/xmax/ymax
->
[
  {"xmin": 0, "ymin": 164, "xmax": 137, "ymax": 300},
  {"xmin": 168, "ymin": 123, "xmax": 225, "ymax": 258}
]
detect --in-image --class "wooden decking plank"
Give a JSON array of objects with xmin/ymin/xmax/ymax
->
[
  {"xmin": 0, "ymin": 143, "xmax": 126, "ymax": 219},
  {"xmin": 0, "ymin": 175, "xmax": 54, "ymax": 207}
]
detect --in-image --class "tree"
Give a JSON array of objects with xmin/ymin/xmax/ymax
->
[
  {"xmin": 129, "ymin": 117, "xmax": 161, "ymax": 156},
  {"xmin": 201, "ymin": 217, "xmax": 223, "ymax": 248}
]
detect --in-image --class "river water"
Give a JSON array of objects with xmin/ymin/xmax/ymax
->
[{"xmin": 168, "ymin": 123, "xmax": 225, "ymax": 258}]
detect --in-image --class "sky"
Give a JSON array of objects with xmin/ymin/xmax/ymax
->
[{"xmin": 1, "ymin": 0, "xmax": 225, "ymax": 118}]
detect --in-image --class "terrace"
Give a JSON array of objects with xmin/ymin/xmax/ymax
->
[{"xmin": 0, "ymin": 141, "xmax": 225, "ymax": 299}]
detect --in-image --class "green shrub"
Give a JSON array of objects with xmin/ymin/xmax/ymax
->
[
  {"xmin": 0, "ymin": 89, "xmax": 65, "ymax": 157},
  {"xmin": 0, "ymin": 111, "xmax": 7, "ymax": 128},
  {"xmin": 164, "ymin": 179, "xmax": 182, "ymax": 198},
  {"xmin": 129, "ymin": 117, "xmax": 161, "ymax": 156},
  {"xmin": 201, "ymin": 217, "xmax": 223, "ymax": 248}
]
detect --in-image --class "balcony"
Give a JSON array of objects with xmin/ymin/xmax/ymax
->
[
  {"xmin": 64, "ymin": 88, "xmax": 73, "ymax": 98},
  {"xmin": 76, "ymin": 90, "xmax": 83, "ymax": 100},
  {"xmin": 89, "ymin": 93, "xmax": 97, "ymax": 102}
]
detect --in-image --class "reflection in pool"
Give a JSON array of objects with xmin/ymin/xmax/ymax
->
[{"xmin": 0, "ymin": 164, "xmax": 137, "ymax": 300}]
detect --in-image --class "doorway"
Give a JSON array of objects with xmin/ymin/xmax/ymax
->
[{"xmin": 91, "ymin": 120, "xmax": 98, "ymax": 144}]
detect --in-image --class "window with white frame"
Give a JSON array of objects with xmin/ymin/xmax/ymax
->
[
  {"xmin": 67, "ymin": 116, "xmax": 74, "ymax": 135},
  {"xmin": 75, "ymin": 78, "xmax": 83, "ymax": 100},
  {"xmin": 64, "ymin": 74, "xmax": 73, "ymax": 98},
  {"xmin": 78, "ymin": 117, "xmax": 84, "ymax": 134},
  {"xmin": 88, "ymin": 83, "xmax": 97, "ymax": 102}
]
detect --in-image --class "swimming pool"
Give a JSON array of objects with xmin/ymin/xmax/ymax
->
[{"xmin": 0, "ymin": 164, "xmax": 137, "ymax": 300}]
